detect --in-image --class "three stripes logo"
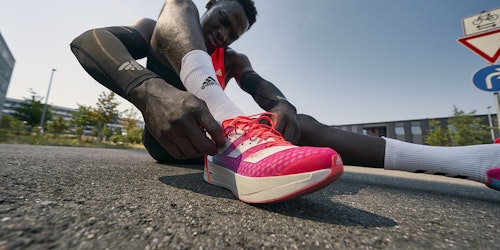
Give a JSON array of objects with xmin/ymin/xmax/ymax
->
[
  {"xmin": 118, "ymin": 60, "xmax": 144, "ymax": 71},
  {"xmin": 201, "ymin": 76, "xmax": 218, "ymax": 89}
]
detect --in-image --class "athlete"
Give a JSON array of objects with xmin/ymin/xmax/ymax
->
[
  {"xmin": 71, "ymin": 0, "xmax": 500, "ymax": 203},
  {"xmin": 71, "ymin": 0, "xmax": 344, "ymax": 204}
]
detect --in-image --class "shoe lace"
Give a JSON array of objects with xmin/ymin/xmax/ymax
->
[{"xmin": 223, "ymin": 113, "xmax": 291, "ymax": 146}]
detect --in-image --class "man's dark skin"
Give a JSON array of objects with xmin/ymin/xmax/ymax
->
[
  {"xmin": 130, "ymin": 0, "xmax": 304, "ymax": 158},
  {"xmin": 74, "ymin": 0, "xmax": 386, "ymax": 167}
]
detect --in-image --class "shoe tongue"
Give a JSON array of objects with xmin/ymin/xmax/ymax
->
[{"xmin": 221, "ymin": 115, "xmax": 277, "ymax": 138}]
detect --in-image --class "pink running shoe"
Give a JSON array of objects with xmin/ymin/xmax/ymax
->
[
  {"xmin": 486, "ymin": 168, "xmax": 500, "ymax": 191},
  {"xmin": 486, "ymin": 139, "xmax": 500, "ymax": 191},
  {"xmin": 204, "ymin": 113, "xmax": 343, "ymax": 203}
]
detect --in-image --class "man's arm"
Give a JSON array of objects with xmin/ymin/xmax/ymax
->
[
  {"xmin": 70, "ymin": 17, "xmax": 224, "ymax": 159},
  {"xmin": 70, "ymin": 18, "xmax": 159, "ymax": 100},
  {"xmin": 230, "ymin": 51, "xmax": 301, "ymax": 143}
]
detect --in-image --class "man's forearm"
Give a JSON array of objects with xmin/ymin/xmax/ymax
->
[
  {"xmin": 70, "ymin": 27, "xmax": 159, "ymax": 100},
  {"xmin": 239, "ymin": 71, "xmax": 296, "ymax": 112}
]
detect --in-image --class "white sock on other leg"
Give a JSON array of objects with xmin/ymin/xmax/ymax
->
[
  {"xmin": 383, "ymin": 137, "xmax": 500, "ymax": 184},
  {"xmin": 180, "ymin": 50, "xmax": 244, "ymax": 122}
]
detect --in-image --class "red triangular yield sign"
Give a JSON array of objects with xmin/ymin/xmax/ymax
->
[{"xmin": 458, "ymin": 28, "xmax": 500, "ymax": 64}]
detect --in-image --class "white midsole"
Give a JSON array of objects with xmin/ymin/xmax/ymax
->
[{"xmin": 204, "ymin": 161, "xmax": 331, "ymax": 203}]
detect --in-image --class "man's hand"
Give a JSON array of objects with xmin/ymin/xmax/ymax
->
[
  {"xmin": 130, "ymin": 78, "xmax": 225, "ymax": 159},
  {"xmin": 269, "ymin": 102, "xmax": 301, "ymax": 144}
]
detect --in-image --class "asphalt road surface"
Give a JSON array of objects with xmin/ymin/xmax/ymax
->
[{"xmin": 1, "ymin": 143, "xmax": 499, "ymax": 249}]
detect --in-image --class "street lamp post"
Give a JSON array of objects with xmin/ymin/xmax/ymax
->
[
  {"xmin": 495, "ymin": 92, "xmax": 500, "ymax": 132},
  {"xmin": 487, "ymin": 106, "xmax": 495, "ymax": 142},
  {"xmin": 39, "ymin": 68, "xmax": 56, "ymax": 133}
]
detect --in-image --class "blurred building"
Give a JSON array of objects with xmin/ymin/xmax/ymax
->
[
  {"xmin": 2, "ymin": 97, "xmax": 145, "ymax": 133},
  {"xmin": 0, "ymin": 32, "xmax": 16, "ymax": 122},
  {"xmin": 1, "ymin": 94, "xmax": 495, "ymax": 143},
  {"xmin": 335, "ymin": 114, "xmax": 498, "ymax": 144},
  {"xmin": 3, "ymin": 97, "xmax": 75, "ymax": 121}
]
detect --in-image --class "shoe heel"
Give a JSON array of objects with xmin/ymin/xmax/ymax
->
[{"xmin": 204, "ymin": 161, "xmax": 238, "ymax": 193}]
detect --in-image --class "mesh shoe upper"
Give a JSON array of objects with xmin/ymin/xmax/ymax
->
[{"xmin": 211, "ymin": 113, "xmax": 339, "ymax": 177}]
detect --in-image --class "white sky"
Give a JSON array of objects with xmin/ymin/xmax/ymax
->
[{"xmin": 1, "ymin": 1, "xmax": 499, "ymax": 125}]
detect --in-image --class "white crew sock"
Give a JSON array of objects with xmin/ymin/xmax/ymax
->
[
  {"xmin": 180, "ymin": 50, "xmax": 244, "ymax": 122},
  {"xmin": 383, "ymin": 137, "xmax": 500, "ymax": 184}
]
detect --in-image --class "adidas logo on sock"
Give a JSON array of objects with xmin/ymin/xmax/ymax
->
[
  {"xmin": 118, "ymin": 60, "xmax": 144, "ymax": 71},
  {"xmin": 201, "ymin": 76, "xmax": 218, "ymax": 89}
]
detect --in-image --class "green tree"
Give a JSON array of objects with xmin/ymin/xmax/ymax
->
[
  {"xmin": 94, "ymin": 91, "xmax": 120, "ymax": 142},
  {"xmin": 70, "ymin": 104, "xmax": 98, "ymax": 140},
  {"xmin": 2, "ymin": 114, "xmax": 28, "ymax": 135},
  {"xmin": 424, "ymin": 119, "xmax": 450, "ymax": 146},
  {"xmin": 425, "ymin": 106, "xmax": 490, "ymax": 146},
  {"xmin": 110, "ymin": 126, "xmax": 123, "ymax": 144},
  {"xmin": 121, "ymin": 107, "xmax": 143, "ymax": 144},
  {"xmin": 0, "ymin": 114, "xmax": 14, "ymax": 129},
  {"xmin": 47, "ymin": 115, "xmax": 69, "ymax": 137},
  {"xmin": 102, "ymin": 123, "xmax": 114, "ymax": 141},
  {"xmin": 11, "ymin": 89, "xmax": 52, "ymax": 130},
  {"xmin": 448, "ymin": 106, "xmax": 489, "ymax": 146},
  {"xmin": 127, "ymin": 127, "xmax": 143, "ymax": 144}
]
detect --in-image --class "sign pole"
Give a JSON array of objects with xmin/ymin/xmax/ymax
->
[
  {"xmin": 495, "ymin": 92, "xmax": 500, "ymax": 132},
  {"xmin": 39, "ymin": 68, "xmax": 57, "ymax": 133},
  {"xmin": 487, "ymin": 106, "xmax": 495, "ymax": 141}
]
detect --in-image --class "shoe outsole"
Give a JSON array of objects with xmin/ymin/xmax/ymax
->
[{"xmin": 204, "ymin": 154, "xmax": 344, "ymax": 203}]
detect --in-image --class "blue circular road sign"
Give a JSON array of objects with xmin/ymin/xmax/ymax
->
[{"xmin": 473, "ymin": 65, "xmax": 500, "ymax": 92}]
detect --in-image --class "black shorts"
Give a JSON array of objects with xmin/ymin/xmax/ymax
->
[{"xmin": 142, "ymin": 128, "xmax": 204, "ymax": 164}]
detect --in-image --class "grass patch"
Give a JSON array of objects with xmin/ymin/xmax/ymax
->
[{"xmin": 0, "ymin": 128, "xmax": 144, "ymax": 150}]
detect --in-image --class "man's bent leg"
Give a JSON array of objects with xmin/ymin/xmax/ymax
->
[
  {"xmin": 296, "ymin": 114, "xmax": 386, "ymax": 168},
  {"xmin": 297, "ymin": 114, "xmax": 500, "ymax": 191},
  {"xmin": 152, "ymin": 0, "xmax": 244, "ymax": 123}
]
